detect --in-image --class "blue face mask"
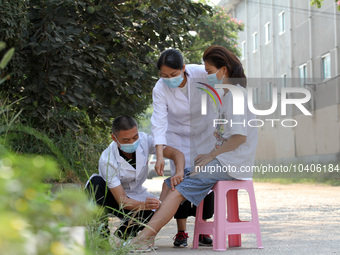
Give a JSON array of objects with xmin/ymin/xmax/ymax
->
[
  {"xmin": 163, "ymin": 72, "xmax": 184, "ymax": 88},
  {"xmin": 115, "ymin": 137, "xmax": 140, "ymax": 153},
  {"xmin": 207, "ymin": 69, "xmax": 224, "ymax": 88}
]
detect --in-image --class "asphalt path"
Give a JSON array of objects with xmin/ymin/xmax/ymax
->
[{"xmin": 112, "ymin": 178, "xmax": 340, "ymax": 254}]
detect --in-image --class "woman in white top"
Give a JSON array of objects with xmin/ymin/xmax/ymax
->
[
  {"xmin": 152, "ymin": 49, "xmax": 216, "ymax": 174},
  {"xmin": 130, "ymin": 45, "xmax": 258, "ymax": 250},
  {"xmin": 151, "ymin": 49, "xmax": 217, "ymax": 246}
]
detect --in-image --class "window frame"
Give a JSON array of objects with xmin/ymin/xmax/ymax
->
[
  {"xmin": 279, "ymin": 11, "xmax": 286, "ymax": 35},
  {"xmin": 265, "ymin": 22, "xmax": 271, "ymax": 44},
  {"xmin": 241, "ymin": 41, "xmax": 246, "ymax": 60},
  {"xmin": 266, "ymin": 82, "xmax": 273, "ymax": 102},
  {"xmin": 281, "ymin": 74, "xmax": 287, "ymax": 88},
  {"xmin": 299, "ymin": 63, "xmax": 307, "ymax": 87},
  {"xmin": 321, "ymin": 53, "xmax": 331, "ymax": 80},
  {"xmin": 252, "ymin": 32, "xmax": 258, "ymax": 53}
]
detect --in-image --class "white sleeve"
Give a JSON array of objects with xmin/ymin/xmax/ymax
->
[
  {"xmin": 98, "ymin": 150, "xmax": 121, "ymax": 189},
  {"xmin": 151, "ymin": 84, "xmax": 168, "ymax": 146},
  {"xmin": 147, "ymin": 134, "xmax": 157, "ymax": 154}
]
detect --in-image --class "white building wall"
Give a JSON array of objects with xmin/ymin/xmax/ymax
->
[{"xmin": 219, "ymin": 0, "xmax": 340, "ymax": 164}]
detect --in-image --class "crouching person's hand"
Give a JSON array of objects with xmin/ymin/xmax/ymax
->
[{"xmin": 143, "ymin": 197, "xmax": 161, "ymax": 210}]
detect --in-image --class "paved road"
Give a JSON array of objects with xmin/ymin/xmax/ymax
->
[{"xmin": 116, "ymin": 178, "xmax": 340, "ymax": 254}]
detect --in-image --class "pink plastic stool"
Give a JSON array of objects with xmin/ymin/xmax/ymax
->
[{"xmin": 192, "ymin": 180, "xmax": 263, "ymax": 251}]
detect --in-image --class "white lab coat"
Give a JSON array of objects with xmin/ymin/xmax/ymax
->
[
  {"xmin": 151, "ymin": 64, "xmax": 217, "ymax": 173},
  {"xmin": 94, "ymin": 132, "xmax": 157, "ymax": 201}
]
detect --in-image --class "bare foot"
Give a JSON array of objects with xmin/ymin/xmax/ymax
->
[{"xmin": 127, "ymin": 235, "xmax": 155, "ymax": 253}]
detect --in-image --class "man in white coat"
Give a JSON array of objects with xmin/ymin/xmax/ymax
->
[
  {"xmin": 151, "ymin": 49, "xmax": 217, "ymax": 247},
  {"xmin": 85, "ymin": 115, "xmax": 185, "ymax": 239}
]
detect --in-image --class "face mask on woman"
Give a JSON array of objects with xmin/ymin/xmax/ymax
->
[
  {"xmin": 163, "ymin": 71, "xmax": 184, "ymax": 88},
  {"xmin": 207, "ymin": 69, "xmax": 225, "ymax": 87},
  {"xmin": 115, "ymin": 136, "xmax": 140, "ymax": 153}
]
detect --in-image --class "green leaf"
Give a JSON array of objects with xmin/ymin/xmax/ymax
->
[
  {"xmin": 0, "ymin": 75, "xmax": 10, "ymax": 85},
  {"xmin": 0, "ymin": 42, "xmax": 6, "ymax": 51},
  {"xmin": 0, "ymin": 48, "xmax": 15, "ymax": 69},
  {"xmin": 87, "ymin": 6, "xmax": 95, "ymax": 14}
]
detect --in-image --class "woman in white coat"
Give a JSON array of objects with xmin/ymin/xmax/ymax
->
[
  {"xmin": 151, "ymin": 49, "xmax": 217, "ymax": 247},
  {"xmin": 130, "ymin": 45, "xmax": 258, "ymax": 252}
]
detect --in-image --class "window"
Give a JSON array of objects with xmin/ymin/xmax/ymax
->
[
  {"xmin": 253, "ymin": 87, "xmax": 259, "ymax": 104},
  {"xmin": 252, "ymin": 32, "xmax": 258, "ymax": 52},
  {"xmin": 322, "ymin": 53, "xmax": 331, "ymax": 80},
  {"xmin": 265, "ymin": 22, "xmax": 271, "ymax": 44},
  {"xmin": 281, "ymin": 74, "xmax": 287, "ymax": 88},
  {"xmin": 266, "ymin": 82, "xmax": 273, "ymax": 102},
  {"xmin": 279, "ymin": 11, "xmax": 285, "ymax": 35},
  {"xmin": 241, "ymin": 41, "xmax": 246, "ymax": 60},
  {"xmin": 299, "ymin": 64, "xmax": 307, "ymax": 87}
]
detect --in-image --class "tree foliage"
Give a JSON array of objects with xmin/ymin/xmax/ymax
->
[
  {"xmin": 310, "ymin": 0, "xmax": 340, "ymax": 10},
  {"xmin": 184, "ymin": 2, "xmax": 244, "ymax": 64},
  {"xmin": 1, "ymin": 0, "xmax": 211, "ymax": 134},
  {"xmin": 0, "ymin": 0, "xmax": 244, "ymax": 135}
]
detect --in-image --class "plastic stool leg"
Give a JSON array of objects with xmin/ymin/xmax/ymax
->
[
  {"xmin": 227, "ymin": 189, "xmax": 241, "ymax": 247},
  {"xmin": 193, "ymin": 200, "xmax": 204, "ymax": 249},
  {"xmin": 247, "ymin": 185, "xmax": 264, "ymax": 249},
  {"xmin": 213, "ymin": 186, "xmax": 227, "ymax": 251},
  {"xmin": 193, "ymin": 181, "xmax": 263, "ymax": 251}
]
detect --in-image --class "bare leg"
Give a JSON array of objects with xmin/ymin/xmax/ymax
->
[
  {"xmin": 159, "ymin": 181, "xmax": 170, "ymax": 202},
  {"xmin": 176, "ymin": 218, "xmax": 187, "ymax": 231},
  {"xmin": 160, "ymin": 182, "xmax": 187, "ymax": 241},
  {"xmin": 132, "ymin": 189, "xmax": 185, "ymax": 246}
]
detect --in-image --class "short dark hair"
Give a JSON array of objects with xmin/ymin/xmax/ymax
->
[
  {"xmin": 157, "ymin": 49, "xmax": 184, "ymax": 70},
  {"xmin": 112, "ymin": 115, "xmax": 138, "ymax": 135},
  {"xmin": 203, "ymin": 45, "xmax": 247, "ymax": 88}
]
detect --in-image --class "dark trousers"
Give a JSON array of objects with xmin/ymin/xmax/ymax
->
[
  {"xmin": 85, "ymin": 175, "xmax": 154, "ymax": 238},
  {"xmin": 174, "ymin": 192, "xmax": 214, "ymax": 220}
]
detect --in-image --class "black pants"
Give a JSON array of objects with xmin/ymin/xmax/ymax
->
[
  {"xmin": 174, "ymin": 192, "xmax": 214, "ymax": 220},
  {"xmin": 85, "ymin": 175, "xmax": 154, "ymax": 238}
]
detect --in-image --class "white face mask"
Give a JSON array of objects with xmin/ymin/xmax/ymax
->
[
  {"xmin": 114, "ymin": 136, "xmax": 140, "ymax": 153},
  {"xmin": 207, "ymin": 69, "xmax": 224, "ymax": 88},
  {"xmin": 163, "ymin": 71, "xmax": 184, "ymax": 88}
]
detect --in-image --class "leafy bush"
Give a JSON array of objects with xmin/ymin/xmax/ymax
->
[
  {"xmin": 1, "ymin": 0, "xmax": 211, "ymax": 134},
  {"xmin": 2, "ymin": 121, "xmax": 110, "ymax": 183},
  {"xmin": 1, "ymin": 38, "xmax": 129, "ymax": 254},
  {"xmin": 0, "ymin": 147, "xmax": 98, "ymax": 254}
]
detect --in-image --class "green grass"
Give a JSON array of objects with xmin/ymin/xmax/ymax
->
[
  {"xmin": 252, "ymin": 162, "xmax": 340, "ymax": 186},
  {"xmin": 254, "ymin": 177, "xmax": 340, "ymax": 186},
  {"xmin": 2, "ymin": 122, "xmax": 109, "ymax": 183}
]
